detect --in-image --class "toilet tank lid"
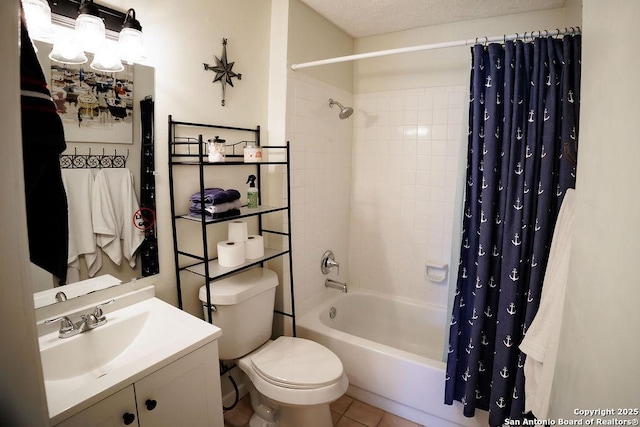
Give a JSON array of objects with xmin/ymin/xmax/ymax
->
[{"xmin": 198, "ymin": 268, "xmax": 278, "ymax": 305}]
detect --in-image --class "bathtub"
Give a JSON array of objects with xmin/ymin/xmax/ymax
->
[{"xmin": 297, "ymin": 289, "xmax": 488, "ymax": 427}]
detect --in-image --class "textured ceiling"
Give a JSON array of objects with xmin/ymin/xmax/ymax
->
[{"xmin": 299, "ymin": 0, "xmax": 566, "ymax": 38}]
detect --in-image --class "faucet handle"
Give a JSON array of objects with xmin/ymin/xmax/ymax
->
[
  {"xmin": 55, "ymin": 291, "xmax": 68, "ymax": 303},
  {"xmin": 93, "ymin": 299, "xmax": 115, "ymax": 322},
  {"xmin": 321, "ymin": 250, "xmax": 340, "ymax": 275},
  {"xmin": 45, "ymin": 316, "xmax": 75, "ymax": 335}
]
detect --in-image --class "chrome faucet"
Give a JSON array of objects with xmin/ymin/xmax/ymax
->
[
  {"xmin": 55, "ymin": 291, "xmax": 67, "ymax": 303},
  {"xmin": 321, "ymin": 250, "xmax": 340, "ymax": 275},
  {"xmin": 45, "ymin": 299, "xmax": 115, "ymax": 339},
  {"xmin": 325, "ymin": 278, "xmax": 348, "ymax": 293}
]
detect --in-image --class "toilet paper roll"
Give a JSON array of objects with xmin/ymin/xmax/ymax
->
[
  {"xmin": 228, "ymin": 220, "xmax": 248, "ymax": 242},
  {"xmin": 245, "ymin": 235, "xmax": 265, "ymax": 259},
  {"xmin": 217, "ymin": 240, "xmax": 245, "ymax": 267}
]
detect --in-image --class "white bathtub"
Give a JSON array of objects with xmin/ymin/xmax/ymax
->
[{"xmin": 297, "ymin": 289, "xmax": 488, "ymax": 427}]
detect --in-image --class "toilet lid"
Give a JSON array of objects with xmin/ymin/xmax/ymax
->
[{"xmin": 250, "ymin": 337, "xmax": 343, "ymax": 389}]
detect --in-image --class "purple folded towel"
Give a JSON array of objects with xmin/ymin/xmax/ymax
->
[
  {"xmin": 189, "ymin": 199, "xmax": 242, "ymax": 216},
  {"xmin": 189, "ymin": 188, "xmax": 241, "ymax": 204}
]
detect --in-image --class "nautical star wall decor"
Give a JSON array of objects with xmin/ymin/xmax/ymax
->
[{"xmin": 204, "ymin": 38, "xmax": 242, "ymax": 106}]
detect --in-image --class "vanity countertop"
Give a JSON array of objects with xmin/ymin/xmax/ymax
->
[{"xmin": 39, "ymin": 288, "xmax": 221, "ymax": 425}]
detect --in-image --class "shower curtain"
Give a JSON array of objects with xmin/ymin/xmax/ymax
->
[{"xmin": 444, "ymin": 35, "xmax": 581, "ymax": 426}]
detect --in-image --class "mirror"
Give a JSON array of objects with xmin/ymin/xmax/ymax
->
[{"xmin": 31, "ymin": 40, "xmax": 157, "ymax": 308}]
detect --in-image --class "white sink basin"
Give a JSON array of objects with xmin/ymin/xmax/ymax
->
[
  {"xmin": 41, "ymin": 310, "xmax": 149, "ymax": 382},
  {"xmin": 39, "ymin": 292, "xmax": 221, "ymax": 424}
]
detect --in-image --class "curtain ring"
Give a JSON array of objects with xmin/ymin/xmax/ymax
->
[
  {"xmin": 571, "ymin": 27, "xmax": 576, "ymax": 35},
  {"xmin": 515, "ymin": 32, "xmax": 519, "ymax": 41},
  {"xmin": 475, "ymin": 37, "xmax": 479, "ymax": 45},
  {"xmin": 484, "ymin": 36, "xmax": 489, "ymax": 46},
  {"xmin": 503, "ymin": 34, "xmax": 507, "ymax": 44}
]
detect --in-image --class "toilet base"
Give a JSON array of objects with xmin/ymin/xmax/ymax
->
[
  {"xmin": 249, "ymin": 402, "xmax": 333, "ymax": 427},
  {"xmin": 245, "ymin": 379, "xmax": 333, "ymax": 427},
  {"xmin": 249, "ymin": 413, "xmax": 278, "ymax": 427},
  {"xmin": 278, "ymin": 404, "xmax": 333, "ymax": 427}
]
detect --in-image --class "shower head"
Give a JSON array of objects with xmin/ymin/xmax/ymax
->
[{"xmin": 329, "ymin": 98, "xmax": 353, "ymax": 119}]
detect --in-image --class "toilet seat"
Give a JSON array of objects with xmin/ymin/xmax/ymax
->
[{"xmin": 250, "ymin": 337, "xmax": 344, "ymax": 389}]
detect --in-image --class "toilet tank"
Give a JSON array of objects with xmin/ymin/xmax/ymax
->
[{"xmin": 199, "ymin": 268, "xmax": 278, "ymax": 360}]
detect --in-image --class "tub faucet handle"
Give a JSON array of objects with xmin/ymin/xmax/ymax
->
[{"xmin": 321, "ymin": 250, "xmax": 340, "ymax": 275}]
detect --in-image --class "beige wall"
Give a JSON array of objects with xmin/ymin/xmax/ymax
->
[
  {"xmin": 93, "ymin": 0, "xmax": 273, "ymax": 308},
  {"xmin": 0, "ymin": 1, "xmax": 50, "ymax": 425},
  {"xmin": 3, "ymin": 0, "xmax": 274, "ymax": 423},
  {"xmin": 354, "ymin": 8, "xmax": 580, "ymax": 93},
  {"xmin": 287, "ymin": 0, "xmax": 354, "ymax": 92},
  {"xmin": 9, "ymin": 0, "xmax": 640, "ymax": 423},
  {"xmin": 550, "ymin": 0, "xmax": 640, "ymax": 415},
  {"xmin": 284, "ymin": 1, "xmax": 355, "ymax": 316}
]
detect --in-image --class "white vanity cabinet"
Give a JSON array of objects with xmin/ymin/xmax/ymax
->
[
  {"xmin": 55, "ymin": 341, "xmax": 223, "ymax": 427},
  {"xmin": 54, "ymin": 385, "xmax": 137, "ymax": 427}
]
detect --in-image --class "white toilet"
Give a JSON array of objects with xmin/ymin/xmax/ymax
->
[{"xmin": 199, "ymin": 268, "xmax": 348, "ymax": 427}]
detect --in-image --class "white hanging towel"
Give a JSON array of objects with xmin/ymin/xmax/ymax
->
[
  {"xmin": 519, "ymin": 188, "xmax": 576, "ymax": 419},
  {"xmin": 61, "ymin": 169, "xmax": 102, "ymax": 282},
  {"xmin": 92, "ymin": 168, "xmax": 144, "ymax": 268}
]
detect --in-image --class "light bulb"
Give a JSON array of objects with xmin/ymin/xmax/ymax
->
[
  {"xmin": 21, "ymin": 0, "xmax": 53, "ymax": 41},
  {"xmin": 91, "ymin": 44, "xmax": 124, "ymax": 73},
  {"xmin": 75, "ymin": 13, "xmax": 105, "ymax": 53}
]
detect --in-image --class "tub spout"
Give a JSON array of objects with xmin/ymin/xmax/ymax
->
[{"xmin": 325, "ymin": 278, "xmax": 348, "ymax": 293}]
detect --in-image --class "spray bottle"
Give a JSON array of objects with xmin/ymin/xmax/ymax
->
[{"xmin": 246, "ymin": 174, "xmax": 258, "ymax": 208}]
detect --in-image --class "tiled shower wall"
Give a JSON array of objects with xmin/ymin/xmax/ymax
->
[
  {"xmin": 286, "ymin": 71, "xmax": 353, "ymax": 316},
  {"xmin": 286, "ymin": 73, "xmax": 466, "ymax": 313},
  {"xmin": 348, "ymin": 87, "xmax": 466, "ymax": 308}
]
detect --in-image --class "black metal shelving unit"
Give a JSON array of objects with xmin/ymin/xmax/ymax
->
[{"xmin": 168, "ymin": 115, "xmax": 296, "ymax": 335}]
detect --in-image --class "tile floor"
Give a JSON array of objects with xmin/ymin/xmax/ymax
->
[{"xmin": 223, "ymin": 393, "xmax": 424, "ymax": 427}]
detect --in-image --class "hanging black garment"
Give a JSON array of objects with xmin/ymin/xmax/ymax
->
[
  {"xmin": 139, "ymin": 96, "xmax": 159, "ymax": 276},
  {"xmin": 20, "ymin": 10, "xmax": 68, "ymax": 282}
]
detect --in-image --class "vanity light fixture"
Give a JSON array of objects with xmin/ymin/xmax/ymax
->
[
  {"xmin": 21, "ymin": 0, "xmax": 145, "ymax": 67},
  {"xmin": 48, "ymin": 34, "xmax": 88, "ymax": 64},
  {"xmin": 118, "ymin": 9, "xmax": 144, "ymax": 65},
  {"xmin": 90, "ymin": 42, "xmax": 124, "ymax": 72},
  {"xmin": 74, "ymin": 0, "xmax": 106, "ymax": 53},
  {"xmin": 48, "ymin": 0, "xmax": 103, "ymax": 65},
  {"xmin": 21, "ymin": 0, "xmax": 54, "ymax": 42}
]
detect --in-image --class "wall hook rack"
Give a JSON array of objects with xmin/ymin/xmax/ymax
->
[{"xmin": 60, "ymin": 147, "xmax": 129, "ymax": 168}]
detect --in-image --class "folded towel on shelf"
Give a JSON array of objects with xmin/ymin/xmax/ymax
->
[
  {"xmin": 189, "ymin": 188, "xmax": 241, "ymax": 204},
  {"xmin": 189, "ymin": 199, "xmax": 242, "ymax": 216},
  {"xmin": 190, "ymin": 208, "xmax": 241, "ymax": 220},
  {"xmin": 205, "ymin": 199, "xmax": 242, "ymax": 214}
]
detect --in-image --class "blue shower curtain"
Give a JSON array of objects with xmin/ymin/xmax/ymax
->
[{"xmin": 445, "ymin": 35, "xmax": 581, "ymax": 426}]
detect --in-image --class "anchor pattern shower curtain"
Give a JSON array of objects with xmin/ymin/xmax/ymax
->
[{"xmin": 445, "ymin": 36, "xmax": 581, "ymax": 426}]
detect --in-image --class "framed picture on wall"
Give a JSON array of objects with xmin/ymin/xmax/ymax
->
[{"xmin": 49, "ymin": 56, "xmax": 134, "ymax": 144}]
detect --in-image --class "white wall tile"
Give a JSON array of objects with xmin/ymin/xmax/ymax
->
[
  {"xmin": 350, "ymin": 86, "xmax": 465, "ymax": 307},
  {"xmin": 286, "ymin": 72, "xmax": 353, "ymax": 317}
]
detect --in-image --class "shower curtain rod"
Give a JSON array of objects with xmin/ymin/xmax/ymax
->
[{"xmin": 290, "ymin": 27, "xmax": 580, "ymax": 70}]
